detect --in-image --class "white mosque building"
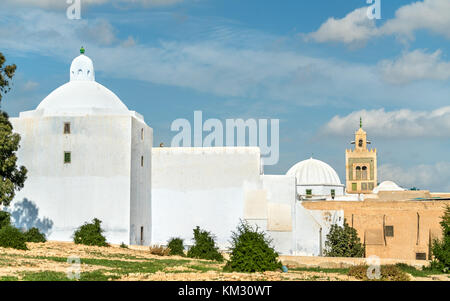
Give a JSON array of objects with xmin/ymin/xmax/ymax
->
[{"xmin": 10, "ymin": 49, "xmax": 348, "ymax": 256}]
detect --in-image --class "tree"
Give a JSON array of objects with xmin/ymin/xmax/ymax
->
[
  {"xmin": 324, "ymin": 219, "xmax": 365, "ymax": 258},
  {"xmin": 73, "ymin": 218, "xmax": 108, "ymax": 247},
  {"xmin": 224, "ymin": 220, "xmax": 282, "ymax": 272},
  {"xmin": 0, "ymin": 53, "xmax": 27, "ymax": 207},
  {"xmin": 187, "ymin": 226, "xmax": 224, "ymax": 262},
  {"xmin": 430, "ymin": 205, "xmax": 450, "ymax": 272},
  {"xmin": 0, "ymin": 52, "xmax": 17, "ymax": 105}
]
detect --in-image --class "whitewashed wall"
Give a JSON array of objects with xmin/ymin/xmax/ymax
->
[
  {"xmin": 10, "ymin": 113, "xmax": 152, "ymax": 245},
  {"xmin": 151, "ymin": 147, "xmax": 261, "ymax": 248}
]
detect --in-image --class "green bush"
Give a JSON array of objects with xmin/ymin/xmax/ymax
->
[
  {"xmin": 224, "ymin": 221, "xmax": 282, "ymax": 273},
  {"xmin": 324, "ymin": 219, "xmax": 365, "ymax": 257},
  {"xmin": 430, "ymin": 205, "xmax": 450, "ymax": 273},
  {"xmin": 0, "ymin": 211, "xmax": 11, "ymax": 229},
  {"xmin": 348, "ymin": 264, "xmax": 410, "ymax": 281},
  {"xmin": 187, "ymin": 226, "xmax": 223, "ymax": 262},
  {"xmin": 167, "ymin": 237, "xmax": 185, "ymax": 256},
  {"xmin": 120, "ymin": 242, "xmax": 128, "ymax": 249},
  {"xmin": 73, "ymin": 218, "xmax": 108, "ymax": 247},
  {"xmin": 24, "ymin": 227, "xmax": 46, "ymax": 243},
  {"xmin": 0, "ymin": 225, "xmax": 28, "ymax": 250}
]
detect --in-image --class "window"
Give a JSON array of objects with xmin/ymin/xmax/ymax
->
[
  {"xmin": 141, "ymin": 156, "xmax": 144, "ymax": 167},
  {"xmin": 369, "ymin": 182, "xmax": 374, "ymax": 190},
  {"xmin": 352, "ymin": 183, "xmax": 357, "ymax": 191},
  {"xmin": 358, "ymin": 139, "xmax": 363, "ymax": 147},
  {"xmin": 362, "ymin": 166, "xmax": 368, "ymax": 180},
  {"xmin": 64, "ymin": 122, "xmax": 71, "ymax": 134},
  {"xmin": 64, "ymin": 152, "xmax": 71, "ymax": 164},
  {"xmin": 331, "ymin": 189, "xmax": 335, "ymax": 199},
  {"xmin": 306, "ymin": 189, "xmax": 312, "ymax": 198},
  {"xmin": 356, "ymin": 166, "xmax": 361, "ymax": 180},
  {"xmin": 361, "ymin": 183, "xmax": 367, "ymax": 190},
  {"xmin": 141, "ymin": 128, "xmax": 144, "ymax": 141},
  {"xmin": 140, "ymin": 226, "xmax": 144, "ymax": 244},
  {"xmin": 385, "ymin": 225, "xmax": 394, "ymax": 237},
  {"xmin": 416, "ymin": 253, "xmax": 426, "ymax": 260}
]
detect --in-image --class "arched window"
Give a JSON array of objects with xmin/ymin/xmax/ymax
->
[
  {"xmin": 356, "ymin": 166, "xmax": 361, "ymax": 180},
  {"xmin": 358, "ymin": 139, "xmax": 363, "ymax": 147},
  {"xmin": 362, "ymin": 166, "xmax": 368, "ymax": 180}
]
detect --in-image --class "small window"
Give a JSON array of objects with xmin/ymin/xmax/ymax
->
[
  {"xmin": 369, "ymin": 182, "xmax": 374, "ymax": 190},
  {"xmin": 385, "ymin": 225, "xmax": 394, "ymax": 237},
  {"xmin": 141, "ymin": 156, "xmax": 144, "ymax": 167},
  {"xmin": 140, "ymin": 226, "xmax": 144, "ymax": 244},
  {"xmin": 358, "ymin": 139, "xmax": 363, "ymax": 147},
  {"xmin": 141, "ymin": 128, "xmax": 144, "ymax": 141},
  {"xmin": 416, "ymin": 253, "xmax": 426, "ymax": 260},
  {"xmin": 306, "ymin": 189, "xmax": 312, "ymax": 198},
  {"xmin": 331, "ymin": 189, "xmax": 336, "ymax": 199},
  {"xmin": 352, "ymin": 183, "xmax": 357, "ymax": 191},
  {"xmin": 361, "ymin": 183, "xmax": 367, "ymax": 191},
  {"xmin": 64, "ymin": 122, "xmax": 71, "ymax": 134},
  {"xmin": 64, "ymin": 152, "xmax": 71, "ymax": 164}
]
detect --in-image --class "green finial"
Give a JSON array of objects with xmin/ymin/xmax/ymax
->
[
  {"xmin": 80, "ymin": 46, "xmax": 85, "ymax": 54},
  {"xmin": 360, "ymin": 117, "xmax": 362, "ymax": 128}
]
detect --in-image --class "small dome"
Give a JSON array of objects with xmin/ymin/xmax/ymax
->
[
  {"xmin": 287, "ymin": 158, "xmax": 342, "ymax": 186},
  {"xmin": 70, "ymin": 54, "xmax": 95, "ymax": 81},
  {"xmin": 372, "ymin": 181, "xmax": 404, "ymax": 193}
]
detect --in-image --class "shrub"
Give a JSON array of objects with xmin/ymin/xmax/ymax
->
[
  {"xmin": 0, "ymin": 211, "xmax": 11, "ymax": 229},
  {"xmin": 224, "ymin": 221, "xmax": 282, "ymax": 272},
  {"xmin": 73, "ymin": 218, "xmax": 108, "ymax": 247},
  {"xmin": 187, "ymin": 226, "xmax": 223, "ymax": 262},
  {"xmin": 430, "ymin": 205, "xmax": 450, "ymax": 273},
  {"xmin": 0, "ymin": 225, "xmax": 27, "ymax": 250},
  {"xmin": 348, "ymin": 264, "xmax": 410, "ymax": 281},
  {"xmin": 149, "ymin": 245, "xmax": 170, "ymax": 256},
  {"xmin": 24, "ymin": 227, "xmax": 46, "ymax": 243},
  {"xmin": 167, "ymin": 237, "xmax": 185, "ymax": 256},
  {"xmin": 324, "ymin": 219, "xmax": 365, "ymax": 258},
  {"xmin": 120, "ymin": 242, "xmax": 128, "ymax": 249}
]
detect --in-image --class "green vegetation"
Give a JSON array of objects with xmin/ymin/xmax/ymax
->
[
  {"xmin": 324, "ymin": 220, "xmax": 365, "ymax": 258},
  {"xmin": 429, "ymin": 205, "xmax": 450, "ymax": 273},
  {"xmin": 120, "ymin": 242, "xmax": 128, "ymax": 249},
  {"xmin": 167, "ymin": 237, "xmax": 185, "ymax": 256},
  {"xmin": 395, "ymin": 263, "xmax": 444, "ymax": 277},
  {"xmin": 0, "ymin": 276, "xmax": 18, "ymax": 281},
  {"xmin": 289, "ymin": 266, "xmax": 349, "ymax": 275},
  {"xmin": 21, "ymin": 271, "xmax": 71, "ymax": 281},
  {"xmin": 224, "ymin": 221, "xmax": 281, "ymax": 272},
  {"xmin": 187, "ymin": 226, "xmax": 224, "ymax": 262},
  {"xmin": 348, "ymin": 264, "xmax": 410, "ymax": 281},
  {"xmin": 24, "ymin": 227, "xmax": 46, "ymax": 243},
  {"xmin": 0, "ymin": 225, "xmax": 27, "ymax": 250},
  {"xmin": 149, "ymin": 245, "xmax": 170, "ymax": 256},
  {"xmin": 0, "ymin": 211, "xmax": 11, "ymax": 229},
  {"xmin": 73, "ymin": 218, "xmax": 108, "ymax": 247}
]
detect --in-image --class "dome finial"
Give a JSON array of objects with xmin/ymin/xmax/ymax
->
[{"xmin": 80, "ymin": 46, "xmax": 85, "ymax": 54}]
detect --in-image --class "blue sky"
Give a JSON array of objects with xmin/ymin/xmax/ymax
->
[{"xmin": 1, "ymin": 0, "xmax": 450, "ymax": 191}]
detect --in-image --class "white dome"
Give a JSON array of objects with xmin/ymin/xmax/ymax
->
[
  {"xmin": 287, "ymin": 158, "xmax": 342, "ymax": 186},
  {"xmin": 70, "ymin": 54, "xmax": 95, "ymax": 81},
  {"xmin": 36, "ymin": 81, "xmax": 128, "ymax": 113},
  {"xmin": 35, "ymin": 50, "xmax": 128, "ymax": 114},
  {"xmin": 372, "ymin": 181, "xmax": 404, "ymax": 193}
]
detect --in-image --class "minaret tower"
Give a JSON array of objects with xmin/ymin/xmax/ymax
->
[{"xmin": 345, "ymin": 118, "xmax": 377, "ymax": 194}]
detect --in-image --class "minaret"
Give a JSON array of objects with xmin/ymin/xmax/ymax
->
[{"xmin": 345, "ymin": 118, "xmax": 377, "ymax": 194}]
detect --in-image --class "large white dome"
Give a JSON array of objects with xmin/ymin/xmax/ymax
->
[
  {"xmin": 35, "ymin": 49, "xmax": 128, "ymax": 115},
  {"xmin": 36, "ymin": 81, "xmax": 128, "ymax": 113},
  {"xmin": 287, "ymin": 158, "xmax": 342, "ymax": 186}
]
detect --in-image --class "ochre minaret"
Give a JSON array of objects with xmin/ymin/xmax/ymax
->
[{"xmin": 345, "ymin": 118, "xmax": 377, "ymax": 194}]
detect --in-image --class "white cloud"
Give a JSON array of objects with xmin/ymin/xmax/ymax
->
[
  {"xmin": 22, "ymin": 81, "xmax": 39, "ymax": 91},
  {"xmin": 322, "ymin": 107, "xmax": 450, "ymax": 138},
  {"xmin": 379, "ymin": 49, "xmax": 450, "ymax": 84},
  {"xmin": 307, "ymin": 0, "xmax": 450, "ymax": 45},
  {"xmin": 81, "ymin": 19, "xmax": 117, "ymax": 46},
  {"xmin": 306, "ymin": 7, "xmax": 377, "ymax": 45},
  {"xmin": 379, "ymin": 163, "xmax": 450, "ymax": 192}
]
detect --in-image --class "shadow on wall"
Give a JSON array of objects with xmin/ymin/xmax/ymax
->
[{"xmin": 7, "ymin": 198, "xmax": 53, "ymax": 236}]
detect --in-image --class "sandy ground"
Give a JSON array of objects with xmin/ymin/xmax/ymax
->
[{"xmin": 0, "ymin": 241, "xmax": 447, "ymax": 281}]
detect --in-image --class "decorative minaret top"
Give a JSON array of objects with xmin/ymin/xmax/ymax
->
[
  {"xmin": 70, "ymin": 47, "xmax": 95, "ymax": 82},
  {"xmin": 360, "ymin": 117, "xmax": 362, "ymax": 129}
]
